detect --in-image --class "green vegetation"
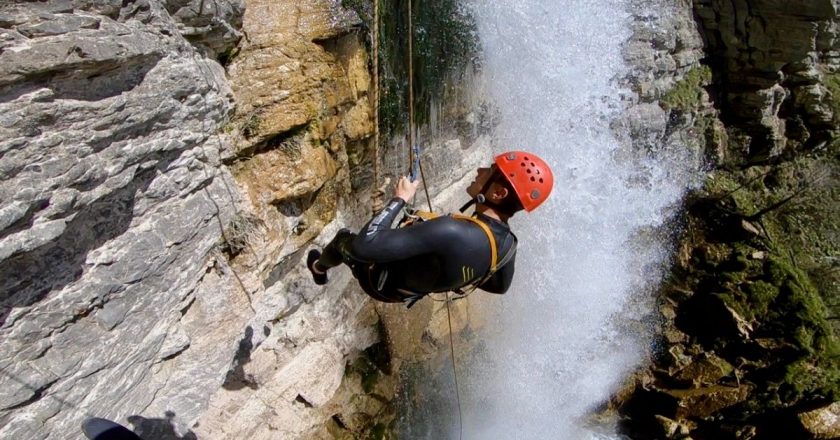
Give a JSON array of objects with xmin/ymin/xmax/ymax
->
[
  {"xmin": 345, "ymin": 342, "xmax": 390, "ymax": 394},
  {"xmin": 342, "ymin": 0, "xmax": 373, "ymax": 27},
  {"xmin": 410, "ymin": 0, "xmax": 479, "ymax": 127},
  {"xmin": 342, "ymin": 0, "xmax": 479, "ymax": 144},
  {"xmin": 823, "ymin": 72, "xmax": 840, "ymax": 157},
  {"xmin": 692, "ymin": 155, "xmax": 840, "ymax": 408},
  {"xmin": 660, "ymin": 65, "xmax": 712, "ymax": 112},
  {"xmin": 823, "ymin": 72, "xmax": 840, "ymax": 125},
  {"xmin": 631, "ymin": 36, "xmax": 840, "ymax": 440}
]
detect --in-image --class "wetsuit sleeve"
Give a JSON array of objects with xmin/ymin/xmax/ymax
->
[
  {"xmin": 351, "ymin": 197, "xmax": 437, "ymax": 262},
  {"xmin": 477, "ymin": 254, "xmax": 515, "ymax": 294}
]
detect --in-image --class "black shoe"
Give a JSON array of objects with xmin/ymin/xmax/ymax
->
[
  {"xmin": 82, "ymin": 418, "xmax": 144, "ymax": 440},
  {"xmin": 307, "ymin": 249, "xmax": 328, "ymax": 285}
]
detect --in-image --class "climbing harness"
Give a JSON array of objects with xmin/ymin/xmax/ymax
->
[{"xmin": 396, "ymin": 209, "xmax": 518, "ymax": 300}]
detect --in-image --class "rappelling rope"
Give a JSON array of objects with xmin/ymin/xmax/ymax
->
[
  {"xmin": 372, "ymin": 0, "xmax": 381, "ymax": 209},
  {"xmin": 406, "ymin": 0, "xmax": 433, "ymax": 212},
  {"xmin": 408, "ymin": 0, "xmax": 415, "ymax": 167},
  {"xmin": 404, "ymin": 2, "xmax": 463, "ymax": 439}
]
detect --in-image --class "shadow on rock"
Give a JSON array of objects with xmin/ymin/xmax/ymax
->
[
  {"xmin": 127, "ymin": 411, "xmax": 197, "ymax": 440},
  {"xmin": 0, "ymin": 150, "xmax": 182, "ymax": 325},
  {"xmin": 222, "ymin": 325, "xmax": 259, "ymax": 390}
]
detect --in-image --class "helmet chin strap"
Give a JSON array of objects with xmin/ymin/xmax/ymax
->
[
  {"xmin": 458, "ymin": 194, "xmax": 486, "ymax": 213},
  {"xmin": 459, "ymin": 175, "xmax": 494, "ymax": 213}
]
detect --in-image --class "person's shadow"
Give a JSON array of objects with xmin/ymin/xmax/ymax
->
[
  {"xmin": 127, "ymin": 411, "xmax": 197, "ymax": 440},
  {"xmin": 83, "ymin": 412, "xmax": 196, "ymax": 440}
]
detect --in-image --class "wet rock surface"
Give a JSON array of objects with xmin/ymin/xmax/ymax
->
[
  {"xmin": 798, "ymin": 401, "xmax": 840, "ymax": 439},
  {"xmin": 614, "ymin": 1, "xmax": 839, "ymax": 439},
  {"xmin": 694, "ymin": 0, "xmax": 839, "ymax": 162}
]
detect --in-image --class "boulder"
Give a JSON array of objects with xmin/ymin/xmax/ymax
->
[
  {"xmin": 654, "ymin": 414, "xmax": 693, "ymax": 439},
  {"xmin": 673, "ymin": 352, "xmax": 734, "ymax": 387},
  {"xmin": 667, "ymin": 385, "xmax": 752, "ymax": 419},
  {"xmin": 798, "ymin": 401, "xmax": 840, "ymax": 439}
]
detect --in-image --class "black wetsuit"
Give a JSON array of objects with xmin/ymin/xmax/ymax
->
[{"xmin": 317, "ymin": 198, "xmax": 517, "ymax": 304}]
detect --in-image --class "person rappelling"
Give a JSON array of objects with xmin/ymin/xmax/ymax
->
[{"xmin": 306, "ymin": 151, "xmax": 553, "ymax": 306}]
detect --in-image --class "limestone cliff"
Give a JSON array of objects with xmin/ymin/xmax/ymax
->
[
  {"xmin": 0, "ymin": 0, "xmax": 484, "ymax": 438},
  {"xmin": 0, "ymin": 1, "xmax": 247, "ymax": 438}
]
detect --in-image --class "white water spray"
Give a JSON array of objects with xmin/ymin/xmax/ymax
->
[{"xmin": 445, "ymin": 1, "xmax": 700, "ymax": 439}]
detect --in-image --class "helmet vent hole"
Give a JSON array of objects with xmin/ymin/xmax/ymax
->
[
  {"xmin": 530, "ymin": 162, "xmax": 536, "ymax": 167},
  {"xmin": 539, "ymin": 178, "xmax": 544, "ymax": 183},
  {"xmin": 530, "ymin": 176, "xmax": 535, "ymax": 182},
  {"xmin": 524, "ymin": 156, "xmax": 530, "ymax": 161},
  {"xmin": 526, "ymin": 169, "xmax": 531, "ymax": 174},
  {"xmin": 520, "ymin": 162, "xmax": 526, "ymax": 167},
  {"xmin": 509, "ymin": 173, "xmax": 515, "ymax": 177}
]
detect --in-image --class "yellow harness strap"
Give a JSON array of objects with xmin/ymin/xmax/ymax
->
[
  {"xmin": 451, "ymin": 214, "xmax": 498, "ymax": 271},
  {"xmin": 413, "ymin": 210, "xmax": 441, "ymax": 221}
]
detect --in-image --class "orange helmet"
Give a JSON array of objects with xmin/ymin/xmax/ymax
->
[{"xmin": 494, "ymin": 151, "xmax": 554, "ymax": 212}]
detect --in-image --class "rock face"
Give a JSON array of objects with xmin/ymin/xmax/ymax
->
[
  {"xmin": 798, "ymin": 401, "xmax": 840, "ymax": 439},
  {"xmin": 617, "ymin": 0, "xmax": 710, "ymax": 180},
  {"xmin": 694, "ymin": 0, "xmax": 838, "ymax": 161},
  {"xmin": 0, "ymin": 0, "xmax": 485, "ymax": 438},
  {"xmin": 614, "ymin": 1, "xmax": 840, "ymax": 439},
  {"xmin": 0, "ymin": 1, "xmax": 246, "ymax": 438}
]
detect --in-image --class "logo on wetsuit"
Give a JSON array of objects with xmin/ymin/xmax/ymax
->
[
  {"xmin": 461, "ymin": 266, "xmax": 475, "ymax": 283},
  {"xmin": 366, "ymin": 200, "xmax": 401, "ymax": 236}
]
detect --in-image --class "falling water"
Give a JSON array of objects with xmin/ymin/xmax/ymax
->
[{"xmin": 400, "ymin": 0, "xmax": 700, "ymax": 439}]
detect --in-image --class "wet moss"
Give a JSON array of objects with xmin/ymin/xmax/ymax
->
[
  {"xmin": 745, "ymin": 281, "xmax": 779, "ymax": 319},
  {"xmin": 661, "ymin": 65, "xmax": 713, "ymax": 113},
  {"xmin": 703, "ymin": 171, "xmax": 759, "ymax": 215},
  {"xmin": 410, "ymin": 0, "xmax": 478, "ymax": 126},
  {"xmin": 349, "ymin": 354, "xmax": 381, "ymax": 394},
  {"xmin": 782, "ymin": 357, "xmax": 840, "ymax": 403},
  {"xmin": 370, "ymin": 0, "xmax": 478, "ymax": 142},
  {"xmin": 823, "ymin": 72, "xmax": 840, "ymax": 126},
  {"xmin": 345, "ymin": 341, "xmax": 391, "ymax": 394},
  {"xmin": 626, "ymin": 51, "xmax": 839, "ymax": 440},
  {"xmin": 754, "ymin": 255, "xmax": 838, "ymax": 403},
  {"xmin": 672, "ymin": 151, "xmax": 839, "ymax": 414}
]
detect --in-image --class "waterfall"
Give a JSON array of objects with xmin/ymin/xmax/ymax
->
[{"xmin": 399, "ymin": 0, "xmax": 700, "ymax": 439}]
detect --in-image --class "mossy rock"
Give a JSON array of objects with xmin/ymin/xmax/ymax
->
[
  {"xmin": 745, "ymin": 281, "xmax": 779, "ymax": 320},
  {"xmin": 822, "ymin": 71, "xmax": 840, "ymax": 127},
  {"xmin": 661, "ymin": 65, "xmax": 713, "ymax": 113}
]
